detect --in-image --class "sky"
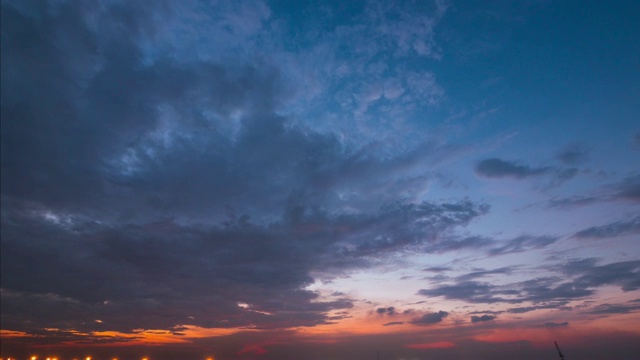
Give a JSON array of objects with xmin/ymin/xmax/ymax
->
[{"xmin": 1, "ymin": 0, "xmax": 639, "ymax": 359}]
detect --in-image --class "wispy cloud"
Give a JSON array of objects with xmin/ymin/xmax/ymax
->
[
  {"xmin": 573, "ymin": 217, "xmax": 640, "ymax": 239},
  {"xmin": 488, "ymin": 235, "xmax": 558, "ymax": 256},
  {"xmin": 555, "ymin": 142, "xmax": 590, "ymax": 165},
  {"xmin": 475, "ymin": 158, "xmax": 550, "ymax": 179}
]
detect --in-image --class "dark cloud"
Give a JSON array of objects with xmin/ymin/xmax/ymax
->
[
  {"xmin": 475, "ymin": 158, "xmax": 577, "ymax": 186},
  {"xmin": 584, "ymin": 303, "xmax": 640, "ymax": 315},
  {"xmin": 0, "ymin": 197, "xmax": 486, "ymax": 333},
  {"xmin": 456, "ymin": 267, "xmax": 514, "ymax": 281},
  {"xmin": 475, "ymin": 158, "xmax": 550, "ymax": 179},
  {"xmin": 411, "ymin": 311, "xmax": 449, "ymax": 325},
  {"xmin": 468, "ymin": 310, "xmax": 503, "ymax": 315},
  {"xmin": 543, "ymin": 321, "xmax": 569, "ymax": 328},
  {"xmin": 573, "ymin": 217, "xmax": 640, "ymax": 239},
  {"xmin": 506, "ymin": 303, "xmax": 567, "ymax": 314},
  {"xmin": 376, "ymin": 306, "xmax": 396, "ymax": 315},
  {"xmin": 556, "ymin": 143, "xmax": 590, "ymax": 165},
  {"xmin": 488, "ymin": 235, "xmax": 558, "ymax": 256},
  {"xmin": 426, "ymin": 235, "xmax": 493, "ymax": 254},
  {"xmin": 613, "ymin": 174, "xmax": 640, "ymax": 203},
  {"xmin": 422, "ymin": 266, "xmax": 452, "ymax": 273},
  {"xmin": 418, "ymin": 281, "xmax": 518, "ymax": 304},
  {"xmin": 0, "ymin": 0, "xmax": 494, "ymax": 337},
  {"xmin": 470, "ymin": 314, "xmax": 496, "ymax": 323},
  {"xmin": 547, "ymin": 196, "xmax": 600, "ymax": 209},
  {"xmin": 419, "ymin": 259, "xmax": 640, "ymax": 305},
  {"xmin": 559, "ymin": 259, "xmax": 640, "ymax": 292},
  {"xmin": 382, "ymin": 321, "xmax": 405, "ymax": 326}
]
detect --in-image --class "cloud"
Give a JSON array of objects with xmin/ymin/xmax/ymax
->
[
  {"xmin": 382, "ymin": 321, "xmax": 405, "ymax": 326},
  {"xmin": 556, "ymin": 143, "xmax": 590, "ymax": 165},
  {"xmin": 543, "ymin": 321, "xmax": 569, "ymax": 328},
  {"xmin": 377, "ymin": 307, "xmax": 397, "ymax": 315},
  {"xmin": 547, "ymin": 196, "xmax": 600, "ymax": 209},
  {"xmin": 573, "ymin": 217, "xmax": 640, "ymax": 239},
  {"xmin": 418, "ymin": 281, "xmax": 516, "ymax": 304},
  {"xmin": 547, "ymin": 174, "xmax": 640, "ymax": 208},
  {"xmin": 0, "ymin": 0, "xmax": 492, "ymax": 337},
  {"xmin": 422, "ymin": 266, "xmax": 452, "ymax": 273},
  {"xmin": 475, "ymin": 158, "xmax": 550, "ymax": 179},
  {"xmin": 426, "ymin": 235, "xmax": 493, "ymax": 254},
  {"xmin": 418, "ymin": 259, "xmax": 640, "ymax": 305},
  {"xmin": 506, "ymin": 303, "xmax": 567, "ymax": 314},
  {"xmin": 584, "ymin": 303, "xmax": 640, "ymax": 315},
  {"xmin": 456, "ymin": 267, "xmax": 514, "ymax": 281},
  {"xmin": 613, "ymin": 174, "xmax": 640, "ymax": 203},
  {"xmin": 559, "ymin": 259, "xmax": 640, "ymax": 292},
  {"xmin": 411, "ymin": 311, "xmax": 449, "ymax": 325},
  {"xmin": 488, "ymin": 235, "xmax": 558, "ymax": 256},
  {"xmin": 475, "ymin": 158, "xmax": 577, "ymax": 186},
  {"xmin": 470, "ymin": 315, "xmax": 496, "ymax": 323}
]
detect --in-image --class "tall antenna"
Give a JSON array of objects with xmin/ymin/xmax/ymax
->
[{"xmin": 554, "ymin": 341, "xmax": 566, "ymax": 360}]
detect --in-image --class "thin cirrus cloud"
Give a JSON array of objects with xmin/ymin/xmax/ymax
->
[
  {"xmin": 475, "ymin": 158, "xmax": 551, "ymax": 179},
  {"xmin": 573, "ymin": 217, "xmax": 640, "ymax": 239}
]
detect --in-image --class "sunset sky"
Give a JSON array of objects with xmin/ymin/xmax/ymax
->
[{"xmin": 1, "ymin": 0, "xmax": 639, "ymax": 359}]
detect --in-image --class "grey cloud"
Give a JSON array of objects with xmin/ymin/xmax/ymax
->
[
  {"xmin": 422, "ymin": 266, "xmax": 452, "ymax": 273},
  {"xmin": 559, "ymin": 259, "xmax": 640, "ymax": 292},
  {"xmin": 613, "ymin": 174, "xmax": 640, "ymax": 203},
  {"xmin": 547, "ymin": 196, "xmax": 600, "ymax": 209},
  {"xmin": 488, "ymin": 235, "xmax": 558, "ymax": 256},
  {"xmin": 419, "ymin": 257, "xmax": 640, "ymax": 305},
  {"xmin": 0, "ymin": 0, "xmax": 491, "ymax": 338},
  {"xmin": 456, "ymin": 267, "xmax": 514, "ymax": 281},
  {"xmin": 543, "ymin": 321, "xmax": 569, "ymax": 328},
  {"xmin": 506, "ymin": 303, "xmax": 567, "ymax": 314},
  {"xmin": 475, "ymin": 158, "xmax": 577, "ymax": 186},
  {"xmin": 470, "ymin": 314, "xmax": 496, "ymax": 323},
  {"xmin": 475, "ymin": 158, "xmax": 550, "ymax": 179},
  {"xmin": 573, "ymin": 217, "xmax": 640, "ymax": 239},
  {"xmin": 426, "ymin": 235, "xmax": 493, "ymax": 254},
  {"xmin": 545, "ymin": 174, "xmax": 640, "ymax": 209},
  {"xmin": 410, "ymin": 311, "xmax": 449, "ymax": 325},
  {"xmin": 417, "ymin": 263, "xmax": 640, "ymax": 305},
  {"xmin": 382, "ymin": 321, "xmax": 404, "ymax": 326},
  {"xmin": 1, "ymin": 195, "xmax": 486, "ymax": 333},
  {"xmin": 376, "ymin": 306, "xmax": 396, "ymax": 315},
  {"xmin": 584, "ymin": 303, "xmax": 640, "ymax": 315},
  {"xmin": 418, "ymin": 281, "xmax": 517, "ymax": 304},
  {"xmin": 556, "ymin": 143, "xmax": 590, "ymax": 165},
  {"xmin": 468, "ymin": 310, "xmax": 503, "ymax": 315}
]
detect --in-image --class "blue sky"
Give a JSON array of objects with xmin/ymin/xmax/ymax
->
[{"xmin": 1, "ymin": 1, "xmax": 639, "ymax": 359}]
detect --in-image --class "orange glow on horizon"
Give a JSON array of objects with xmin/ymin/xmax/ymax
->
[{"xmin": 406, "ymin": 341, "xmax": 455, "ymax": 350}]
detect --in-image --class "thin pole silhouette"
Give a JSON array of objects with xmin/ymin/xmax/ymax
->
[{"xmin": 554, "ymin": 341, "xmax": 566, "ymax": 360}]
